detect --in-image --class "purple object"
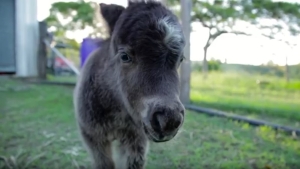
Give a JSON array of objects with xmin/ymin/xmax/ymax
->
[{"xmin": 80, "ymin": 38, "xmax": 103, "ymax": 68}]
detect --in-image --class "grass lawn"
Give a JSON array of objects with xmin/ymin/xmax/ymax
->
[
  {"xmin": 0, "ymin": 77, "xmax": 300, "ymax": 169},
  {"xmin": 46, "ymin": 74, "xmax": 77, "ymax": 83},
  {"xmin": 191, "ymin": 72, "xmax": 300, "ymax": 127}
]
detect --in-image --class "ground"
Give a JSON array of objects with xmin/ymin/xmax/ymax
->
[{"xmin": 0, "ymin": 74, "xmax": 300, "ymax": 169}]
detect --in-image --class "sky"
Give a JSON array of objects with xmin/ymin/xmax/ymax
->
[{"xmin": 37, "ymin": 0, "xmax": 300, "ymax": 66}]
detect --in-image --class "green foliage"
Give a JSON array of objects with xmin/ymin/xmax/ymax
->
[
  {"xmin": 251, "ymin": 0, "xmax": 300, "ymax": 19},
  {"xmin": 192, "ymin": 0, "xmax": 245, "ymax": 24},
  {"xmin": 64, "ymin": 39, "xmax": 80, "ymax": 50},
  {"xmin": 251, "ymin": 0, "xmax": 300, "ymax": 38},
  {"xmin": 191, "ymin": 62, "xmax": 202, "ymax": 72},
  {"xmin": 47, "ymin": 1, "xmax": 94, "ymax": 27},
  {"xmin": 45, "ymin": 1, "xmax": 106, "ymax": 63},
  {"xmin": 192, "ymin": 59, "xmax": 222, "ymax": 72},
  {"xmin": 208, "ymin": 59, "xmax": 222, "ymax": 71},
  {"xmin": 46, "ymin": 1, "xmax": 95, "ymax": 31},
  {"xmin": 45, "ymin": 0, "xmax": 108, "ymax": 43}
]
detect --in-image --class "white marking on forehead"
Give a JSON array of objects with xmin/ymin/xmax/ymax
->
[{"xmin": 158, "ymin": 16, "xmax": 184, "ymax": 52}]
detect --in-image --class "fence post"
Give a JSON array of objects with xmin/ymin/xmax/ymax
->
[
  {"xmin": 161, "ymin": 0, "xmax": 167, "ymax": 5},
  {"xmin": 179, "ymin": 0, "xmax": 192, "ymax": 104},
  {"xmin": 37, "ymin": 21, "xmax": 48, "ymax": 79}
]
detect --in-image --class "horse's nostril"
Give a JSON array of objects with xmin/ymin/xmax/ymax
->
[
  {"xmin": 173, "ymin": 119, "xmax": 181, "ymax": 130},
  {"xmin": 151, "ymin": 110, "xmax": 182, "ymax": 134},
  {"xmin": 164, "ymin": 117, "xmax": 181, "ymax": 132},
  {"xmin": 180, "ymin": 110, "xmax": 184, "ymax": 115},
  {"xmin": 151, "ymin": 111, "xmax": 165, "ymax": 133}
]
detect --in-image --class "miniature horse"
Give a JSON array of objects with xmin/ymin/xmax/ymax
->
[{"xmin": 73, "ymin": 1, "xmax": 186, "ymax": 169}]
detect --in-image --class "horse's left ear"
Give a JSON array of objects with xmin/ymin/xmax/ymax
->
[{"xmin": 99, "ymin": 3, "xmax": 125, "ymax": 35}]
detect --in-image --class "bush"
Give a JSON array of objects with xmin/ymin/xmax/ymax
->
[
  {"xmin": 191, "ymin": 59, "xmax": 222, "ymax": 72},
  {"xmin": 208, "ymin": 59, "xmax": 222, "ymax": 71}
]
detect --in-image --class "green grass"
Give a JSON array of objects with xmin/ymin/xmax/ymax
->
[
  {"xmin": 190, "ymin": 72, "xmax": 300, "ymax": 127},
  {"xmin": 46, "ymin": 74, "xmax": 77, "ymax": 83},
  {"xmin": 1, "ymin": 78, "xmax": 300, "ymax": 169}
]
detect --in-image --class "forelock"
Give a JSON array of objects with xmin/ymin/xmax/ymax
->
[
  {"xmin": 113, "ymin": 1, "xmax": 185, "ymax": 60},
  {"xmin": 158, "ymin": 16, "xmax": 185, "ymax": 53}
]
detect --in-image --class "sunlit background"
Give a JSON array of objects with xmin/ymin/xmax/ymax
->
[{"xmin": 37, "ymin": 0, "xmax": 300, "ymax": 65}]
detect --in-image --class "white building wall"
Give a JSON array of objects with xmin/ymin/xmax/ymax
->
[{"xmin": 15, "ymin": 0, "xmax": 39, "ymax": 77}]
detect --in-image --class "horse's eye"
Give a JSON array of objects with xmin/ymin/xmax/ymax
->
[
  {"xmin": 180, "ymin": 56, "xmax": 185, "ymax": 62},
  {"xmin": 120, "ymin": 53, "xmax": 132, "ymax": 63}
]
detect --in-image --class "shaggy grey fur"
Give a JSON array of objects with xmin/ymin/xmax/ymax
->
[{"xmin": 73, "ymin": 1, "xmax": 185, "ymax": 169}]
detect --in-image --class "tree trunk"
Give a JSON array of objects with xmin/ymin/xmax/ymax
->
[
  {"xmin": 202, "ymin": 47, "xmax": 208, "ymax": 79},
  {"xmin": 285, "ymin": 56, "xmax": 289, "ymax": 83}
]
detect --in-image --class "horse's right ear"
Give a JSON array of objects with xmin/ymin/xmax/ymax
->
[{"xmin": 99, "ymin": 3, "xmax": 125, "ymax": 35}]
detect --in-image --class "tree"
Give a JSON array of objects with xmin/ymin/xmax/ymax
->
[
  {"xmin": 168, "ymin": 0, "xmax": 300, "ymax": 79},
  {"xmin": 251, "ymin": 0, "xmax": 300, "ymax": 82},
  {"xmin": 45, "ymin": 0, "xmax": 108, "ymax": 41},
  {"xmin": 168, "ymin": 0, "xmax": 256, "ymax": 78},
  {"xmin": 192, "ymin": 0, "xmax": 255, "ymax": 78}
]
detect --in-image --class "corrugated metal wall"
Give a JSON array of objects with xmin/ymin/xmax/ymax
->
[{"xmin": 0, "ymin": 0, "xmax": 16, "ymax": 73}]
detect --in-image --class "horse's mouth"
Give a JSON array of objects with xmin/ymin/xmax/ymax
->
[{"xmin": 143, "ymin": 124, "xmax": 172, "ymax": 143}]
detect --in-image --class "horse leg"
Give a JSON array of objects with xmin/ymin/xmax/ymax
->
[{"xmin": 80, "ymin": 129, "xmax": 115, "ymax": 169}]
